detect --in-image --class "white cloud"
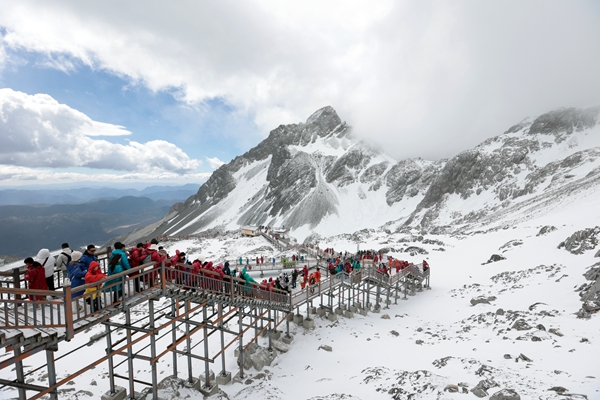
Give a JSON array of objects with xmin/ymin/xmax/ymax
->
[
  {"xmin": 206, "ymin": 156, "xmax": 225, "ymax": 169},
  {"xmin": 0, "ymin": 88, "xmax": 202, "ymax": 175},
  {"xmin": 0, "ymin": 1, "xmax": 599, "ymax": 161},
  {"xmin": 0, "ymin": 164, "xmax": 211, "ymax": 185}
]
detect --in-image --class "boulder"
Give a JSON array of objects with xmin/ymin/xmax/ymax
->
[
  {"xmin": 318, "ymin": 345, "xmax": 333, "ymax": 352},
  {"xmin": 444, "ymin": 384, "xmax": 459, "ymax": 393},
  {"xmin": 482, "ymin": 254, "xmax": 506, "ymax": 265},
  {"xmin": 250, "ymin": 347, "xmax": 277, "ymax": 371},
  {"xmin": 471, "ymin": 296, "xmax": 497, "ymax": 306},
  {"xmin": 489, "ymin": 388, "xmax": 521, "ymax": 400}
]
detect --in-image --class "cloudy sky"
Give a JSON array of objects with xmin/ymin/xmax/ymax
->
[{"xmin": 0, "ymin": 0, "xmax": 599, "ymax": 187}]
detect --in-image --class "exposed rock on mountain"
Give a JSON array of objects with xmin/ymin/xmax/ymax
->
[{"xmin": 121, "ymin": 105, "xmax": 600, "ymax": 244}]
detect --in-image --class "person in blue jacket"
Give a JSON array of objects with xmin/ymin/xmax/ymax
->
[
  {"xmin": 104, "ymin": 242, "xmax": 131, "ymax": 303},
  {"xmin": 67, "ymin": 251, "xmax": 87, "ymax": 298},
  {"xmin": 79, "ymin": 244, "xmax": 98, "ymax": 271}
]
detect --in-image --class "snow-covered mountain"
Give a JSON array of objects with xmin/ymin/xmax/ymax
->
[{"xmin": 122, "ymin": 105, "xmax": 600, "ymax": 244}]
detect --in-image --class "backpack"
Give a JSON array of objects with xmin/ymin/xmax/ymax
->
[
  {"xmin": 309, "ymin": 276, "xmax": 315, "ymax": 285},
  {"xmin": 142, "ymin": 253, "xmax": 152, "ymax": 264},
  {"xmin": 60, "ymin": 252, "xmax": 72, "ymax": 267}
]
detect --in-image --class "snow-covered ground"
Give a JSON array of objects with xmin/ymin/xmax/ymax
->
[{"xmin": 1, "ymin": 192, "xmax": 600, "ymax": 400}]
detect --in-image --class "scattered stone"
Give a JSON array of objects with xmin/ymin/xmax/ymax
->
[
  {"xmin": 517, "ymin": 353, "xmax": 532, "ymax": 362},
  {"xmin": 548, "ymin": 328, "xmax": 564, "ymax": 337},
  {"xmin": 537, "ymin": 226, "xmax": 557, "ymax": 236},
  {"xmin": 489, "ymin": 388, "xmax": 521, "ymax": 400},
  {"xmin": 511, "ymin": 319, "xmax": 532, "ymax": 331},
  {"xmin": 381, "ymin": 314, "xmax": 390, "ymax": 319},
  {"xmin": 471, "ymin": 387, "xmax": 488, "ymax": 398},
  {"xmin": 503, "ymin": 354, "xmax": 512, "ymax": 359},
  {"xmin": 390, "ymin": 330, "xmax": 399, "ymax": 337},
  {"xmin": 580, "ymin": 338, "xmax": 589, "ymax": 343},
  {"xmin": 415, "ymin": 340, "xmax": 424, "ymax": 345},
  {"xmin": 444, "ymin": 384, "xmax": 459, "ymax": 393},
  {"xmin": 272, "ymin": 341, "xmax": 289, "ymax": 353},
  {"xmin": 90, "ymin": 380, "xmax": 97, "ymax": 386},
  {"xmin": 471, "ymin": 296, "xmax": 497, "ymax": 306},
  {"xmin": 531, "ymin": 336, "xmax": 542, "ymax": 342},
  {"xmin": 558, "ymin": 227, "xmax": 600, "ymax": 255},
  {"xmin": 548, "ymin": 387, "xmax": 568, "ymax": 394},
  {"xmin": 536, "ymin": 324, "xmax": 546, "ymax": 331},
  {"xmin": 482, "ymin": 254, "xmax": 506, "ymax": 265},
  {"xmin": 496, "ymin": 308, "xmax": 505, "ymax": 315},
  {"xmin": 318, "ymin": 345, "xmax": 333, "ymax": 352},
  {"xmin": 528, "ymin": 302, "xmax": 546, "ymax": 311}
]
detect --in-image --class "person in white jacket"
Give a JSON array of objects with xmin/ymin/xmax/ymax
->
[{"xmin": 35, "ymin": 248, "xmax": 56, "ymax": 291}]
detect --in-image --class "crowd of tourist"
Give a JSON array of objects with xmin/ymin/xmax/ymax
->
[{"xmin": 21, "ymin": 240, "xmax": 429, "ymax": 313}]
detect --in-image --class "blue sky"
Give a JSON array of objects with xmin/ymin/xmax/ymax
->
[
  {"xmin": 0, "ymin": 47, "xmax": 260, "ymax": 183},
  {"xmin": 0, "ymin": 1, "xmax": 599, "ymax": 188}
]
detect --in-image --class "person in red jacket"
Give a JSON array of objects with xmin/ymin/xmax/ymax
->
[
  {"xmin": 145, "ymin": 244, "xmax": 166, "ymax": 287},
  {"xmin": 128, "ymin": 243, "xmax": 147, "ymax": 292},
  {"xmin": 302, "ymin": 265, "xmax": 309, "ymax": 281},
  {"xmin": 85, "ymin": 261, "xmax": 106, "ymax": 311},
  {"xmin": 24, "ymin": 257, "xmax": 48, "ymax": 300},
  {"xmin": 314, "ymin": 267, "xmax": 322, "ymax": 284}
]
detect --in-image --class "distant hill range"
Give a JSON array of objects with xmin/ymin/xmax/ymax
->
[
  {"xmin": 0, "ymin": 185, "xmax": 199, "ymax": 258},
  {"xmin": 0, "ymin": 184, "xmax": 200, "ymax": 206}
]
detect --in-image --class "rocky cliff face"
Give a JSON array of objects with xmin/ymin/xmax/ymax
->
[
  {"xmin": 405, "ymin": 106, "xmax": 600, "ymax": 232},
  {"xmin": 123, "ymin": 105, "xmax": 600, "ymax": 243}
]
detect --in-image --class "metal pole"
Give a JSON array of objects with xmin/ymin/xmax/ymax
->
[
  {"xmin": 203, "ymin": 305, "xmax": 210, "ymax": 387},
  {"xmin": 46, "ymin": 349, "xmax": 58, "ymax": 400},
  {"xmin": 125, "ymin": 307, "xmax": 135, "ymax": 399},
  {"xmin": 268, "ymin": 308, "xmax": 272, "ymax": 351},
  {"xmin": 14, "ymin": 346, "xmax": 26, "ymax": 400},
  {"xmin": 171, "ymin": 299, "xmax": 178, "ymax": 377},
  {"xmin": 185, "ymin": 300, "xmax": 193, "ymax": 383},
  {"xmin": 238, "ymin": 307, "xmax": 244, "ymax": 379},
  {"xmin": 219, "ymin": 303, "xmax": 226, "ymax": 376},
  {"xmin": 106, "ymin": 324, "xmax": 116, "ymax": 394},
  {"xmin": 149, "ymin": 300, "xmax": 158, "ymax": 400}
]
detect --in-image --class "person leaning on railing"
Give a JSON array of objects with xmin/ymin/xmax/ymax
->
[{"xmin": 24, "ymin": 257, "xmax": 48, "ymax": 300}]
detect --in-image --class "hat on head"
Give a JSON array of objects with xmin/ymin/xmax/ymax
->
[
  {"xmin": 71, "ymin": 251, "xmax": 83, "ymax": 262},
  {"xmin": 90, "ymin": 261, "xmax": 100, "ymax": 270},
  {"xmin": 149, "ymin": 244, "xmax": 158, "ymax": 251}
]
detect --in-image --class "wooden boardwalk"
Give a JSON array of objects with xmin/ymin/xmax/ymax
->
[{"xmin": 0, "ymin": 260, "xmax": 429, "ymax": 400}]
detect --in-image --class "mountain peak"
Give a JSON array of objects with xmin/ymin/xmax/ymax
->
[
  {"xmin": 528, "ymin": 106, "xmax": 599, "ymax": 136},
  {"xmin": 305, "ymin": 106, "xmax": 342, "ymax": 131}
]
